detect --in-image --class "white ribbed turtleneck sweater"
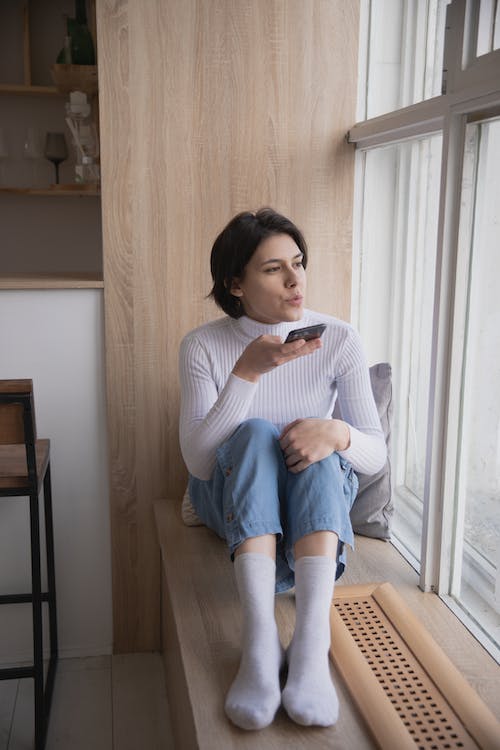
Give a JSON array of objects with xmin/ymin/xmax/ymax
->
[{"xmin": 179, "ymin": 310, "xmax": 386, "ymax": 481}]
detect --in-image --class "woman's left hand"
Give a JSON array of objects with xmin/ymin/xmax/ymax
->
[{"xmin": 279, "ymin": 418, "xmax": 350, "ymax": 473}]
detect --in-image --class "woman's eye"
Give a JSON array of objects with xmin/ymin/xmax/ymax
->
[
  {"xmin": 294, "ymin": 261, "xmax": 304, "ymax": 268},
  {"xmin": 265, "ymin": 266, "xmax": 280, "ymax": 273}
]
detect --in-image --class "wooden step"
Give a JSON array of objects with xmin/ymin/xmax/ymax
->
[{"xmin": 154, "ymin": 500, "xmax": 375, "ymax": 750}]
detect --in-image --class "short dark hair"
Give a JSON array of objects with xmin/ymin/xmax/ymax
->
[{"xmin": 209, "ymin": 208, "xmax": 308, "ymax": 318}]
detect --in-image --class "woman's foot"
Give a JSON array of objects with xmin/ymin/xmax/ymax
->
[
  {"xmin": 282, "ymin": 641, "xmax": 339, "ymax": 726},
  {"xmin": 282, "ymin": 555, "xmax": 339, "ymax": 726},
  {"xmin": 225, "ymin": 627, "xmax": 284, "ymax": 730},
  {"xmin": 225, "ymin": 553, "xmax": 284, "ymax": 730}
]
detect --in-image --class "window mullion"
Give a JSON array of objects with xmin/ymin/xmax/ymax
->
[
  {"xmin": 441, "ymin": 123, "xmax": 480, "ymax": 600},
  {"xmin": 419, "ymin": 110, "xmax": 467, "ymax": 592},
  {"xmin": 348, "ymin": 96, "xmax": 445, "ymax": 149},
  {"xmin": 391, "ymin": 148, "xmax": 413, "ymax": 497}
]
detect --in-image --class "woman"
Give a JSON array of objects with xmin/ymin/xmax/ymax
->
[{"xmin": 179, "ymin": 208, "xmax": 386, "ymax": 731}]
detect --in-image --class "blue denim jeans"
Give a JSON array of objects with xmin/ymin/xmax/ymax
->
[{"xmin": 188, "ymin": 418, "xmax": 359, "ymax": 592}]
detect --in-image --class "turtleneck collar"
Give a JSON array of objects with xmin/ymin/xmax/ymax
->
[{"xmin": 231, "ymin": 311, "xmax": 312, "ymax": 342}]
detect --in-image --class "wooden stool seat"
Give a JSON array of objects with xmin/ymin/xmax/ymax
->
[{"xmin": 0, "ymin": 439, "xmax": 50, "ymax": 490}]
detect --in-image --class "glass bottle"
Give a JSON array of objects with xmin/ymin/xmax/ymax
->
[{"xmin": 57, "ymin": 1, "xmax": 95, "ymax": 65}]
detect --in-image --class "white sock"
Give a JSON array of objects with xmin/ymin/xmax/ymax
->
[
  {"xmin": 282, "ymin": 555, "xmax": 339, "ymax": 726},
  {"xmin": 225, "ymin": 553, "xmax": 284, "ymax": 730}
]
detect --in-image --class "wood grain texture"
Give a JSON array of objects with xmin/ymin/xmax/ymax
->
[
  {"xmin": 97, "ymin": 0, "xmax": 360, "ymax": 652},
  {"xmin": 97, "ymin": 0, "xmax": 144, "ymax": 653}
]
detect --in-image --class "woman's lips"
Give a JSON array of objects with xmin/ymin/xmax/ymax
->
[{"xmin": 286, "ymin": 296, "xmax": 303, "ymax": 306}]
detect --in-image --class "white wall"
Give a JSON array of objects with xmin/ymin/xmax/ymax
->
[{"xmin": 0, "ymin": 289, "xmax": 112, "ymax": 661}]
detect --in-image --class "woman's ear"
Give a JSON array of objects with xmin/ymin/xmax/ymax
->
[{"xmin": 229, "ymin": 278, "xmax": 243, "ymax": 297}]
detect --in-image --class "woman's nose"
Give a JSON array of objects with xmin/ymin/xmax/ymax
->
[{"xmin": 285, "ymin": 270, "xmax": 298, "ymax": 287}]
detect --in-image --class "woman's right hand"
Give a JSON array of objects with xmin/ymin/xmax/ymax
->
[{"xmin": 232, "ymin": 335, "xmax": 322, "ymax": 382}]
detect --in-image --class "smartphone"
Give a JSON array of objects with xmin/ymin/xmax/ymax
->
[{"xmin": 285, "ymin": 323, "xmax": 327, "ymax": 343}]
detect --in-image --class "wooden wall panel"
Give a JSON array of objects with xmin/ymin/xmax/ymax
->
[{"xmin": 97, "ymin": 0, "xmax": 360, "ymax": 652}]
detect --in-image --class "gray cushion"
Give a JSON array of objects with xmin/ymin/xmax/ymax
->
[{"xmin": 334, "ymin": 362, "xmax": 393, "ymax": 540}]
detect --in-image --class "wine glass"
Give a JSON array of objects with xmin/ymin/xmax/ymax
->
[
  {"xmin": 24, "ymin": 128, "xmax": 43, "ymax": 187},
  {"xmin": 44, "ymin": 132, "xmax": 68, "ymax": 185},
  {"xmin": 0, "ymin": 127, "xmax": 7, "ymax": 186}
]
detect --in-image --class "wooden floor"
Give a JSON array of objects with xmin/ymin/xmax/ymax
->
[{"xmin": 0, "ymin": 653, "xmax": 174, "ymax": 750}]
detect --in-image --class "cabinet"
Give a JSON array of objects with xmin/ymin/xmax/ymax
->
[{"xmin": 0, "ymin": 0, "xmax": 102, "ymax": 278}]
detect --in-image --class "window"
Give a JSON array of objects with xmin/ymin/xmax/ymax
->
[
  {"xmin": 350, "ymin": 0, "xmax": 500, "ymax": 660},
  {"xmin": 363, "ymin": 0, "xmax": 448, "ymax": 119},
  {"xmin": 357, "ymin": 136, "xmax": 441, "ymax": 565}
]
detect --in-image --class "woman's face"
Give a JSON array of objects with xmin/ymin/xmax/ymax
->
[{"xmin": 230, "ymin": 233, "xmax": 306, "ymax": 324}]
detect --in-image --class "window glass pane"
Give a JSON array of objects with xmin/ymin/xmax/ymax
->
[
  {"xmin": 365, "ymin": 0, "xmax": 449, "ymax": 119},
  {"xmin": 357, "ymin": 135, "xmax": 442, "ymax": 563},
  {"xmin": 477, "ymin": 0, "xmax": 500, "ymax": 56},
  {"xmin": 495, "ymin": 1, "xmax": 500, "ymax": 49},
  {"xmin": 451, "ymin": 118, "xmax": 500, "ymax": 650}
]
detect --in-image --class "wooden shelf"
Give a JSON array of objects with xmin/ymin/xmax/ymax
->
[
  {"xmin": 0, "ymin": 83, "xmax": 60, "ymax": 96},
  {"xmin": 50, "ymin": 65, "xmax": 98, "ymax": 97},
  {"xmin": 0, "ymin": 187, "xmax": 100, "ymax": 197},
  {"xmin": 0, "ymin": 273, "xmax": 104, "ymax": 290}
]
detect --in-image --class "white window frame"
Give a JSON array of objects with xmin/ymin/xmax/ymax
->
[{"xmin": 350, "ymin": 0, "xmax": 500, "ymax": 660}]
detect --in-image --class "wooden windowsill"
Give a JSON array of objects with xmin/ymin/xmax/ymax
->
[
  {"xmin": 0, "ymin": 273, "xmax": 104, "ymax": 290},
  {"xmin": 155, "ymin": 501, "xmax": 500, "ymax": 749}
]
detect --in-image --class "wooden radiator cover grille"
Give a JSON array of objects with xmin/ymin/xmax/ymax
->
[
  {"xmin": 329, "ymin": 584, "xmax": 500, "ymax": 750},
  {"xmin": 334, "ymin": 597, "xmax": 474, "ymax": 749}
]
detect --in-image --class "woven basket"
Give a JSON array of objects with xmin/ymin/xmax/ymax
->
[{"xmin": 50, "ymin": 64, "xmax": 98, "ymax": 96}]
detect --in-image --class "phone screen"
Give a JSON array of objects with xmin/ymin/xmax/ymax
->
[{"xmin": 285, "ymin": 323, "xmax": 326, "ymax": 343}]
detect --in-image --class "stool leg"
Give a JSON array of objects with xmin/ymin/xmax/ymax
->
[
  {"xmin": 30, "ymin": 491, "xmax": 45, "ymax": 750},
  {"xmin": 43, "ymin": 465, "xmax": 58, "ymax": 717},
  {"xmin": 43, "ymin": 465, "xmax": 58, "ymax": 660}
]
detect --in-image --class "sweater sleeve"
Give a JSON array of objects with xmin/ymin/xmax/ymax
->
[
  {"xmin": 334, "ymin": 329, "xmax": 387, "ymax": 475},
  {"xmin": 179, "ymin": 334, "xmax": 258, "ymax": 479}
]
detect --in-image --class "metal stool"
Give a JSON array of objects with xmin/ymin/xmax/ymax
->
[{"xmin": 0, "ymin": 379, "xmax": 58, "ymax": 749}]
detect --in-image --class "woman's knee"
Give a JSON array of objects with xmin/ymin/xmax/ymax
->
[
  {"xmin": 232, "ymin": 418, "xmax": 280, "ymax": 445},
  {"xmin": 218, "ymin": 418, "xmax": 284, "ymax": 482}
]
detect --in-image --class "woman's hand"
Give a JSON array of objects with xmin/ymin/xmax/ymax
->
[
  {"xmin": 232, "ymin": 335, "xmax": 322, "ymax": 383},
  {"xmin": 279, "ymin": 418, "xmax": 350, "ymax": 473}
]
